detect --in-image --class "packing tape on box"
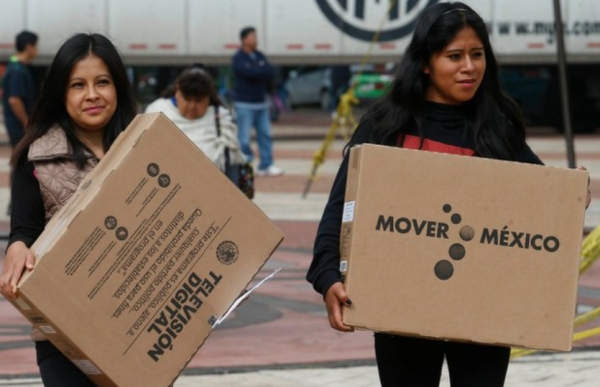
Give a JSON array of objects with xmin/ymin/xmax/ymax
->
[{"xmin": 211, "ymin": 268, "xmax": 281, "ymax": 327}]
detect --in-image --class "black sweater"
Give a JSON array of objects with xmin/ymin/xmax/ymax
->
[
  {"xmin": 9, "ymin": 157, "xmax": 45, "ymax": 248},
  {"xmin": 306, "ymin": 102, "xmax": 543, "ymax": 297}
]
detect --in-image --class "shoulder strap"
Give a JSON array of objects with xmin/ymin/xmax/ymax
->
[{"xmin": 214, "ymin": 104, "xmax": 221, "ymax": 137}]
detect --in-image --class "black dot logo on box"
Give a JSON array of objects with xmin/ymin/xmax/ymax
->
[
  {"xmin": 216, "ymin": 241, "xmax": 239, "ymax": 265},
  {"xmin": 434, "ymin": 204, "xmax": 472, "ymax": 281},
  {"xmin": 105, "ymin": 216, "xmax": 117, "ymax": 230},
  {"xmin": 449, "ymin": 243, "xmax": 466, "ymax": 260},
  {"xmin": 434, "ymin": 260, "xmax": 454, "ymax": 281},
  {"xmin": 116, "ymin": 227, "xmax": 129, "ymax": 241},
  {"xmin": 147, "ymin": 163, "xmax": 160, "ymax": 177},
  {"xmin": 459, "ymin": 226, "xmax": 475, "ymax": 241},
  {"xmin": 158, "ymin": 174, "xmax": 171, "ymax": 188}
]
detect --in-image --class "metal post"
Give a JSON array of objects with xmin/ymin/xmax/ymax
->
[{"xmin": 553, "ymin": 0, "xmax": 576, "ymax": 168}]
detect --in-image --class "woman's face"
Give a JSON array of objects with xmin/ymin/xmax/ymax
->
[
  {"xmin": 65, "ymin": 54, "xmax": 117, "ymax": 132},
  {"xmin": 175, "ymin": 90, "xmax": 210, "ymax": 120},
  {"xmin": 423, "ymin": 27, "xmax": 486, "ymax": 105}
]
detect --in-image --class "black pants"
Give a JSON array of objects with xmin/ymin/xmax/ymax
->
[
  {"xmin": 36, "ymin": 341, "xmax": 95, "ymax": 387},
  {"xmin": 375, "ymin": 333, "xmax": 511, "ymax": 387}
]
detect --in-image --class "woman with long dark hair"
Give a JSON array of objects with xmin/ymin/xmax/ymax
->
[
  {"xmin": 0, "ymin": 33, "xmax": 137, "ymax": 386},
  {"xmin": 307, "ymin": 3, "xmax": 590, "ymax": 386}
]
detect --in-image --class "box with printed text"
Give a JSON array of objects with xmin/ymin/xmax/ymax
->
[
  {"xmin": 341, "ymin": 144, "xmax": 588, "ymax": 351},
  {"xmin": 11, "ymin": 113, "xmax": 284, "ymax": 387}
]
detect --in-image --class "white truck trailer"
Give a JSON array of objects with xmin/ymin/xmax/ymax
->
[{"xmin": 1, "ymin": 0, "xmax": 599, "ymax": 130}]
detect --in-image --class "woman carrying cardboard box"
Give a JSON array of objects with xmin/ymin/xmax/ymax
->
[
  {"xmin": 0, "ymin": 33, "xmax": 137, "ymax": 386},
  {"xmin": 307, "ymin": 2, "xmax": 591, "ymax": 386}
]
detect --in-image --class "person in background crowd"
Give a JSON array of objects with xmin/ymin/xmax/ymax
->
[
  {"xmin": 2, "ymin": 30, "xmax": 39, "ymax": 215},
  {"xmin": 145, "ymin": 67, "xmax": 246, "ymax": 183},
  {"xmin": 307, "ymin": 3, "xmax": 591, "ymax": 387},
  {"xmin": 231, "ymin": 26, "xmax": 283, "ymax": 177},
  {"xmin": 0, "ymin": 33, "xmax": 138, "ymax": 387},
  {"xmin": 2, "ymin": 30, "xmax": 38, "ymax": 148}
]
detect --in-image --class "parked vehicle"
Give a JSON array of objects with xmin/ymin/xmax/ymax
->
[
  {"xmin": 285, "ymin": 64, "xmax": 394, "ymax": 110},
  {"xmin": 285, "ymin": 67, "xmax": 331, "ymax": 110}
]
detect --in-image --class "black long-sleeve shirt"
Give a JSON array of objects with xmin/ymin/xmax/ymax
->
[
  {"xmin": 9, "ymin": 155, "xmax": 45, "ymax": 248},
  {"xmin": 306, "ymin": 102, "xmax": 543, "ymax": 297}
]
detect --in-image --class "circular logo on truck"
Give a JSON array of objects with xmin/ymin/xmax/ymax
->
[
  {"xmin": 217, "ymin": 241, "xmax": 239, "ymax": 265},
  {"xmin": 316, "ymin": 0, "xmax": 439, "ymax": 42}
]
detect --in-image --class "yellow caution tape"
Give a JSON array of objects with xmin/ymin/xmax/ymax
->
[
  {"xmin": 574, "ymin": 306, "xmax": 600, "ymax": 328},
  {"xmin": 512, "ymin": 326, "xmax": 600, "ymax": 359},
  {"xmin": 580, "ymin": 226, "xmax": 600, "ymax": 274},
  {"xmin": 302, "ymin": 0, "xmax": 398, "ymax": 197}
]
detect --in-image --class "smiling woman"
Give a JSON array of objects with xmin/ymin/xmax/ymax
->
[
  {"xmin": 0, "ymin": 33, "xmax": 137, "ymax": 387},
  {"xmin": 66, "ymin": 55, "xmax": 118, "ymax": 158}
]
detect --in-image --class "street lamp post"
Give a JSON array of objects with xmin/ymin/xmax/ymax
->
[{"xmin": 553, "ymin": 0, "xmax": 576, "ymax": 168}]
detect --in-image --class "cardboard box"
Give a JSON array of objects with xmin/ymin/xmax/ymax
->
[
  {"xmin": 11, "ymin": 113, "xmax": 284, "ymax": 387},
  {"xmin": 341, "ymin": 144, "xmax": 588, "ymax": 351}
]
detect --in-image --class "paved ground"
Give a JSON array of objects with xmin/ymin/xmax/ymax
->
[{"xmin": 0, "ymin": 111, "xmax": 600, "ymax": 386}]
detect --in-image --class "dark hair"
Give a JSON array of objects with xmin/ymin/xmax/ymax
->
[
  {"xmin": 240, "ymin": 27, "xmax": 256, "ymax": 41},
  {"xmin": 361, "ymin": 2, "xmax": 527, "ymax": 161},
  {"xmin": 15, "ymin": 30, "xmax": 38, "ymax": 52},
  {"xmin": 161, "ymin": 67, "xmax": 221, "ymax": 106},
  {"xmin": 11, "ymin": 33, "xmax": 138, "ymax": 168}
]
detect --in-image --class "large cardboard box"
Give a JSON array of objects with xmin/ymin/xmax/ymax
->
[
  {"xmin": 341, "ymin": 144, "xmax": 588, "ymax": 351},
  {"xmin": 11, "ymin": 113, "xmax": 284, "ymax": 386}
]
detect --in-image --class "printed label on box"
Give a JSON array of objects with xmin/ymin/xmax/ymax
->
[
  {"xmin": 72, "ymin": 359, "xmax": 102, "ymax": 375},
  {"xmin": 39, "ymin": 325, "xmax": 56, "ymax": 334},
  {"xmin": 14, "ymin": 297, "xmax": 31, "ymax": 311},
  {"xmin": 340, "ymin": 261, "xmax": 348, "ymax": 272},
  {"xmin": 342, "ymin": 201, "xmax": 355, "ymax": 223}
]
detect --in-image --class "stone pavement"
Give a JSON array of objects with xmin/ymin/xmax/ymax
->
[
  {"xmin": 0, "ymin": 351, "xmax": 599, "ymax": 386},
  {"xmin": 0, "ymin": 117, "xmax": 600, "ymax": 386}
]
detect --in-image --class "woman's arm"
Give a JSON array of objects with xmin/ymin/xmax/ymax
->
[
  {"xmin": 9, "ymin": 157, "xmax": 45, "ymax": 247},
  {"xmin": 1, "ymin": 156, "xmax": 45, "ymax": 300},
  {"xmin": 306, "ymin": 122, "xmax": 371, "ymax": 297}
]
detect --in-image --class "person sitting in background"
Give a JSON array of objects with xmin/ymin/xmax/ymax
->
[{"xmin": 145, "ymin": 68, "xmax": 246, "ymax": 183}]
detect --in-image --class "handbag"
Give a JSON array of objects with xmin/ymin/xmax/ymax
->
[
  {"xmin": 214, "ymin": 105, "xmax": 255, "ymax": 199},
  {"xmin": 237, "ymin": 162, "xmax": 255, "ymax": 199}
]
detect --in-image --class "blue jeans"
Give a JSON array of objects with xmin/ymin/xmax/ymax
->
[{"xmin": 234, "ymin": 104, "xmax": 274, "ymax": 171}]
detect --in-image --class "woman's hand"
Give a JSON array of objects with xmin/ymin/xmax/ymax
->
[
  {"xmin": 577, "ymin": 166, "xmax": 592, "ymax": 209},
  {"xmin": 0, "ymin": 242, "xmax": 36, "ymax": 301},
  {"xmin": 324, "ymin": 282, "xmax": 354, "ymax": 332}
]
